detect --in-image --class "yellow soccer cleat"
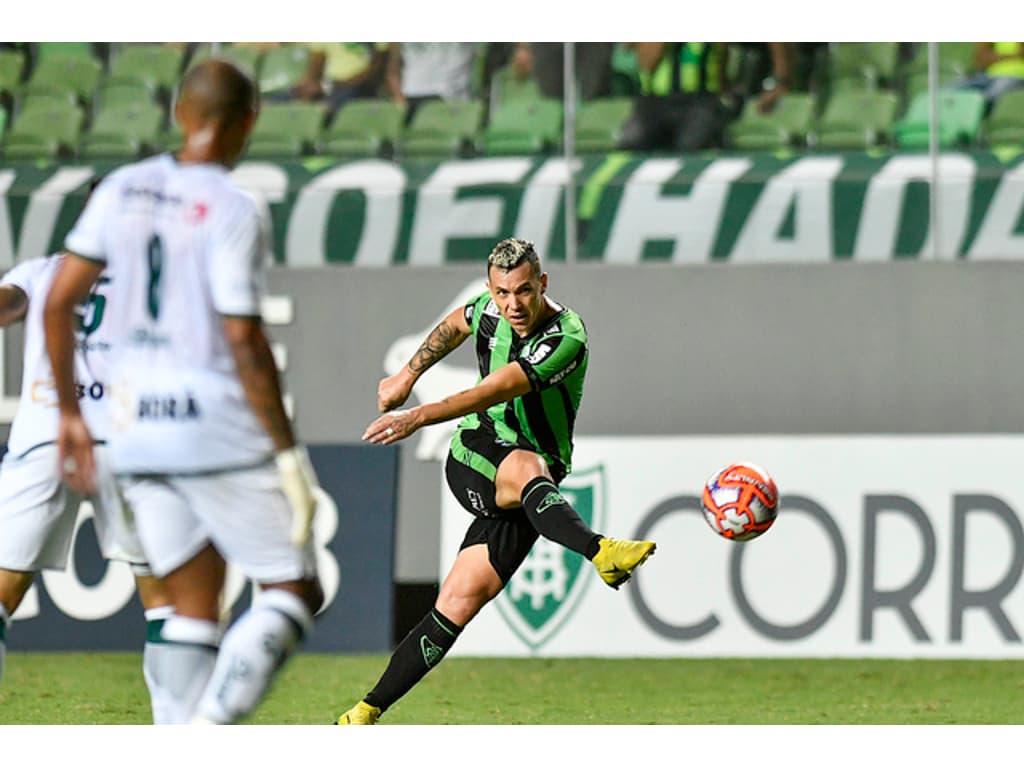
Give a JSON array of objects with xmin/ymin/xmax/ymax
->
[
  {"xmin": 336, "ymin": 700, "xmax": 382, "ymax": 725},
  {"xmin": 592, "ymin": 538, "xmax": 656, "ymax": 589}
]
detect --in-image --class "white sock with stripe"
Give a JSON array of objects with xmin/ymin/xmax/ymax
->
[
  {"xmin": 155, "ymin": 615, "xmax": 221, "ymax": 724},
  {"xmin": 193, "ymin": 589, "xmax": 313, "ymax": 724}
]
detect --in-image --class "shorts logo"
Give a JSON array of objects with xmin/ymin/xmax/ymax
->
[{"xmin": 466, "ymin": 488, "xmax": 485, "ymax": 512}]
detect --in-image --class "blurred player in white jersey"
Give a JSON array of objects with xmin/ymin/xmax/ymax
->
[
  {"xmin": 0, "ymin": 249, "xmax": 175, "ymax": 721},
  {"xmin": 44, "ymin": 59, "xmax": 323, "ymax": 725}
]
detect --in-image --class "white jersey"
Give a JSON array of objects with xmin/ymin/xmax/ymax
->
[
  {"xmin": 64, "ymin": 153, "xmax": 274, "ymax": 474},
  {"xmin": 2, "ymin": 255, "xmax": 112, "ymax": 458}
]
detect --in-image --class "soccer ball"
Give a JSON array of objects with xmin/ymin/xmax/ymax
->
[{"xmin": 701, "ymin": 461, "xmax": 779, "ymax": 541}]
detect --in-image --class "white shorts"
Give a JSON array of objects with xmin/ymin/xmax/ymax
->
[
  {"xmin": 120, "ymin": 463, "xmax": 317, "ymax": 583},
  {"xmin": 0, "ymin": 444, "xmax": 148, "ymax": 572}
]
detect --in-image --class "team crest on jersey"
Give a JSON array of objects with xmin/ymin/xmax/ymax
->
[{"xmin": 494, "ymin": 464, "xmax": 606, "ymax": 650}]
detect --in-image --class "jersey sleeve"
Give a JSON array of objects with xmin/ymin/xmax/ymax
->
[
  {"xmin": 517, "ymin": 329, "xmax": 587, "ymax": 391},
  {"xmin": 0, "ymin": 256, "xmax": 47, "ymax": 298},
  {"xmin": 64, "ymin": 177, "xmax": 119, "ymax": 262},
  {"xmin": 208, "ymin": 192, "xmax": 265, "ymax": 317}
]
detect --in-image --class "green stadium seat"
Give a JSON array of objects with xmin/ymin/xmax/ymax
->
[
  {"xmin": 94, "ymin": 79, "xmax": 159, "ymax": 111},
  {"xmin": 0, "ymin": 49, "xmax": 25, "ymax": 99},
  {"xmin": 573, "ymin": 97, "xmax": 633, "ymax": 153},
  {"xmin": 983, "ymin": 90, "xmax": 1024, "ymax": 147},
  {"xmin": 829, "ymin": 42, "xmax": 900, "ymax": 91},
  {"xmin": 36, "ymin": 42, "xmax": 96, "ymax": 61},
  {"xmin": 481, "ymin": 97, "xmax": 563, "ymax": 155},
  {"xmin": 400, "ymin": 99, "xmax": 484, "ymax": 158},
  {"xmin": 813, "ymin": 90, "xmax": 899, "ymax": 150},
  {"xmin": 257, "ymin": 45, "xmax": 310, "ymax": 95},
  {"xmin": 726, "ymin": 92, "xmax": 814, "ymax": 151},
  {"xmin": 109, "ymin": 44, "xmax": 186, "ymax": 97},
  {"xmin": 1, "ymin": 101, "xmax": 83, "ymax": 161},
  {"xmin": 894, "ymin": 89, "xmax": 986, "ymax": 149},
  {"xmin": 246, "ymin": 101, "xmax": 325, "ymax": 158},
  {"xmin": 21, "ymin": 53, "xmax": 102, "ymax": 106},
  {"xmin": 80, "ymin": 101, "xmax": 164, "ymax": 160},
  {"xmin": 904, "ymin": 42, "xmax": 975, "ymax": 80},
  {"xmin": 488, "ymin": 65, "xmax": 542, "ymax": 110},
  {"xmin": 188, "ymin": 44, "xmax": 264, "ymax": 79},
  {"xmin": 322, "ymin": 98, "xmax": 403, "ymax": 158},
  {"xmin": 0, "ymin": 105, "xmax": 7, "ymax": 142}
]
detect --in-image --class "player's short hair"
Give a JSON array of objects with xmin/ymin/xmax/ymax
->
[
  {"xmin": 178, "ymin": 58, "xmax": 258, "ymax": 125},
  {"xmin": 487, "ymin": 237, "xmax": 540, "ymax": 277}
]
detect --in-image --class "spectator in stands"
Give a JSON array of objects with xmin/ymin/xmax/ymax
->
[
  {"xmin": 293, "ymin": 43, "xmax": 388, "ymax": 118},
  {"xmin": 720, "ymin": 42, "xmax": 794, "ymax": 114},
  {"xmin": 954, "ymin": 42, "xmax": 1024, "ymax": 112},
  {"xmin": 617, "ymin": 42, "xmax": 736, "ymax": 152},
  {"xmin": 386, "ymin": 42, "xmax": 480, "ymax": 125},
  {"xmin": 509, "ymin": 43, "xmax": 614, "ymax": 100}
]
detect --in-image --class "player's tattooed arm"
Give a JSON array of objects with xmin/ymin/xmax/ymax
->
[
  {"xmin": 408, "ymin": 317, "xmax": 468, "ymax": 374},
  {"xmin": 224, "ymin": 315, "xmax": 296, "ymax": 451}
]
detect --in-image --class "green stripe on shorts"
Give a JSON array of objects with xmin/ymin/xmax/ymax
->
[{"xmin": 450, "ymin": 430, "xmax": 498, "ymax": 481}]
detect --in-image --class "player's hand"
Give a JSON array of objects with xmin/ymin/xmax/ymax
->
[
  {"xmin": 363, "ymin": 408, "xmax": 422, "ymax": 445},
  {"xmin": 57, "ymin": 414, "xmax": 96, "ymax": 493},
  {"xmin": 377, "ymin": 370, "xmax": 414, "ymax": 413},
  {"xmin": 276, "ymin": 446, "xmax": 320, "ymax": 546}
]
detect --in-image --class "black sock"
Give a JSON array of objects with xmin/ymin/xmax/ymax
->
[
  {"xmin": 521, "ymin": 477, "xmax": 603, "ymax": 559},
  {"xmin": 365, "ymin": 609, "xmax": 462, "ymax": 712}
]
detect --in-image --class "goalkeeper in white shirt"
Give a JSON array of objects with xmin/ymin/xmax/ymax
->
[
  {"xmin": 44, "ymin": 58, "xmax": 323, "ymax": 725},
  {"xmin": 0, "ymin": 248, "xmax": 174, "ymax": 721}
]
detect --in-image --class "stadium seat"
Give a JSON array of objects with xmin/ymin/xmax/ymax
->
[
  {"xmin": 726, "ymin": 92, "xmax": 814, "ymax": 151},
  {"xmin": 481, "ymin": 97, "xmax": 563, "ymax": 155},
  {"xmin": 828, "ymin": 42, "xmax": 900, "ymax": 92},
  {"xmin": 573, "ymin": 97, "xmax": 633, "ymax": 153},
  {"xmin": 904, "ymin": 42, "xmax": 975, "ymax": 81},
  {"xmin": 79, "ymin": 101, "xmax": 164, "ymax": 160},
  {"xmin": 488, "ymin": 65, "xmax": 543, "ymax": 110},
  {"xmin": 257, "ymin": 45, "xmax": 310, "ymax": 95},
  {"xmin": 813, "ymin": 90, "xmax": 899, "ymax": 150},
  {"xmin": 0, "ymin": 49, "xmax": 24, "ymax": 100},
  {"xmin": 108, "ymin": 44, "xmax": 186, "ymax": 98},
  {"xmin": 20, "ymin": 53, "xmax": 102, "ymax": 106},
  {"xmin": 246, "ymin": 101, "xmax": 325, "ymax": 158},
  {"xmin": 983, "ymin": 90, "xmax": 1024, "ymax": 147},
  {"xmin": 94, "ymin": 79, "xmax": 159, "ymax": 111},
  {"xmin": 400, "ymin": 99, "xmax": 484, "ymax": 158},
  {"xmin": 188, "ymin": 43, "xmax": 264, "ymax": 79},
  {"xmin": 322, "ymin": 98, "xmax": 403, "ymax": 158},
  {"xmin": 1, "ymin": 101, "xmax": 83, "ymax": 160},
  {"xmin": 894, "ymin": 89, "xmax": 986, "ymax": 149},
  {"xmin": 0, "ymin": 105, "xmax": 7, "ymax": 142}
]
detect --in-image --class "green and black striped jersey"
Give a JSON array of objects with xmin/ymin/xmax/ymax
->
[{"xmin": 455, "ymin": 290, "xmax": 588, "ymax": 479}]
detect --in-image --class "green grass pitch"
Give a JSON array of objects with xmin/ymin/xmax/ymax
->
[{"xmin": 1, "ymin": 653, "xmax": 1022, "ymax": 724}]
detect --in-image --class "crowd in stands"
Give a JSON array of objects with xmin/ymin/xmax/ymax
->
[{"xmin": 0, "ymin": 42, "xmax": 1022, "ymax": 163}]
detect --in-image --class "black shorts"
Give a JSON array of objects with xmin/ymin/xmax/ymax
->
[{"xmin": 444, "ymin": 426, "xmax": 551, "ymax": 584}]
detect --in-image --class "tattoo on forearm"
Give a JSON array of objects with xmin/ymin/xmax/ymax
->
[{"xmin": 409, "ymin": 320, "xmax": 460, "ymax": 373}]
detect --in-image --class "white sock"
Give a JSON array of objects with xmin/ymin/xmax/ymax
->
[
  {"xmin": 156, "ymin": 615, "xmax": 221, "ymax": 724},
  {"xmin": 193, "ymin": 589, "xmax": 313, "ymax": 724},
  {"xmin": 141, "ymin": 605, "xmax": 177, "ymax": 724},
  {"xmin": 0, "ymin": 604, "xmax": 9, "ymax": 686}
]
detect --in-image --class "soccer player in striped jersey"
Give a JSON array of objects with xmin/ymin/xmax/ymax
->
[
  {"xmin": 337, "ymin": 237, "xmax": 655, "ymax": 724},
  {"xmin": 44, "ymin": 59, "xmax": 323, "ymax": 725},
  {"xmin": 0, "ymin": 250, "xmax": 174, "ymax": 721}
]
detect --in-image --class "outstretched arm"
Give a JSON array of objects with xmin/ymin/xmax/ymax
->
[
  {"xmin": 376, "ymin": 305, "xmax": 471, "ymax": 412},
  {"xmin": 364, "ymin": 360, "xmax": 531, "ymax": 445}
]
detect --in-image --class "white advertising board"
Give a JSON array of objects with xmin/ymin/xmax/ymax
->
[{"xmin": 441, "ymin": 436, "xmax": 1024, "ymax": 658}]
